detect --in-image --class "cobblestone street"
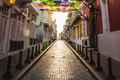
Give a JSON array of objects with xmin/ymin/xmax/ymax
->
[
  {"xmin": 21, "ymin": 40, "xmax": 95, "ymax": 80},
  {"xmin": 0, "ymin": 0, "xmax": 120, "ymax": 80}
]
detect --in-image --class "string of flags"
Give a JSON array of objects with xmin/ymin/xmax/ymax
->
[{"xmin": 31, "ymin": 0, "xmax": 81, "ymax": 11}]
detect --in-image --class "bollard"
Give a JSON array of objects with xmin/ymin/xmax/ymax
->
[
  {"xmin": 83, "ymin": 47, "xmax": 86, "ymax": 58},
  {"xmin": 25, "ymin": 48, "xmax": 31, "ymax": 64},
  {"xmin": 75, "ymin": 44, "xmax": 78, "ymax": 52},
  {"xmin": 16, "ymin": 51, "xmax": 24, "ymax": 70},
  {"xmin": 38, "ymin": 44, "xmax": 41, "ymax": 54},
  {"xmin": 80, "ymin": 45, "xmax": 83, "ymax": 56},
  {"xmin": 3, "ymin": 56, "xmax": 13, "ymax": 80},
  {"xmin": 80, "ymin": 45, "xmax": 82, "ymax": 54},
  {"xmin": 49, "ymin": 40, "xmax": 51, "ymax": 45},
  {"xmin": 72, "ymin": 43, "xmax": 75, "ymax": 49},
  {"xmin": 81, "ymin": 46, "xmax": 85, "ymax": 57},
  {"xmin": 95, "ymin": 49, "xmax": 103, "ymax": 72},
  {"xmin": 30, "ymin": 47, "xmax": 34, "ymax": 59},
  {"xmin": 77, "ymin": 45, "xmax": 80, "ymax": 53},
  {"xmin": 35, "ymin": 45, "xmax": 38, "ymax": 56},
  {"xmin": 85, "ymin": 47, "xmax": 89, "ymax": 61},
  {"xmin": 77, "ymin": 45, "xmax": 79, "ymax": 53},
  {"xmin": 37, "ymin": 44, "xmax": 40, "ymax": 54},
  {"xmin": 89, "ymin": 49, "xmax": 95, "ymax": 65},
  {"xmin": 79, "ymin": 45, "xmax": 81, "ymax": 53},
  {"xmin": 74, "ymin": 43, "xmax": 76, "ymax": 50},
  {"xmin": 106, "ymin": 57, "xmax": 116, "ymax": 80},
  {"xmin": 83, "ymin": 47, "xmax": 86, "ymax": 59}
]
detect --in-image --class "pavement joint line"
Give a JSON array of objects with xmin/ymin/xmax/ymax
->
[
  {"xmin": 64, "ymin": 41, "xmax": 103, "ymax": 80},
  {"xmin": 13, "ymin": 40, "xmax": 57, "ymax": 80}
]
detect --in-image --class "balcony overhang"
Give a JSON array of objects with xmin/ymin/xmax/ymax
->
[{"xmin": 71, "ymin": 14, "xmax": 81, "ymax": 27}]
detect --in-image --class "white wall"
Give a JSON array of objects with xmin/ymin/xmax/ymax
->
[{"xmin": 98, "ymin": 31, "xmax": 120, "ymax": 61}]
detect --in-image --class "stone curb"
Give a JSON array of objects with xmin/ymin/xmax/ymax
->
[
  {"xmin": 64, "ymin": 41, "xmax": 103, "ymax": 80},
  {"xmin": 13, "ymin": 40, "xmax": 56, "ymax": 80}
]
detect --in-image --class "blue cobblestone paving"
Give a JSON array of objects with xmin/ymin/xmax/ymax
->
[{"xmin": 21, "ymin": 40, "xmax": 95, "ymax": 80}]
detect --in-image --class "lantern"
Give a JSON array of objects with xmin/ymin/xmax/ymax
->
[{"xmin": 4, "ymin": 0, "xmax": 16, "ymax": 6}]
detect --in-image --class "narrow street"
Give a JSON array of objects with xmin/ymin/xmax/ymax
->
[
  {"xmin": 21, "ymin": 40, "xmax": 95, "ymax": 80},
  {"xmin": 0, "ymin": 0, "xmax": 120, "ymax": 80}
]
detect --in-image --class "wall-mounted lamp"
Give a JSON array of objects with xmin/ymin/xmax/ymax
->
[{"xmin": 4, "ymin": 0, "xmax": 16, "ymax": 6}]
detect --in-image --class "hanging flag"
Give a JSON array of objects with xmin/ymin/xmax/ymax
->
[
  {"xmin": 100, "ymin": 0, "xmax": 110, "ymax": 33},
  {"xmin": 96, "ymin": 0, "xmax": 103, "ymax": 34}
]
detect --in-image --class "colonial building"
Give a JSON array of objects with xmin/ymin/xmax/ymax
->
[{"xmin": 0, "ymin": 0, "xmax": 38, "ymax": 59}]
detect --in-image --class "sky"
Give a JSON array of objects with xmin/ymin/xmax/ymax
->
[{"xmin": 51, "ymin": 12, "xmax": 68, "ymax": 33}]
